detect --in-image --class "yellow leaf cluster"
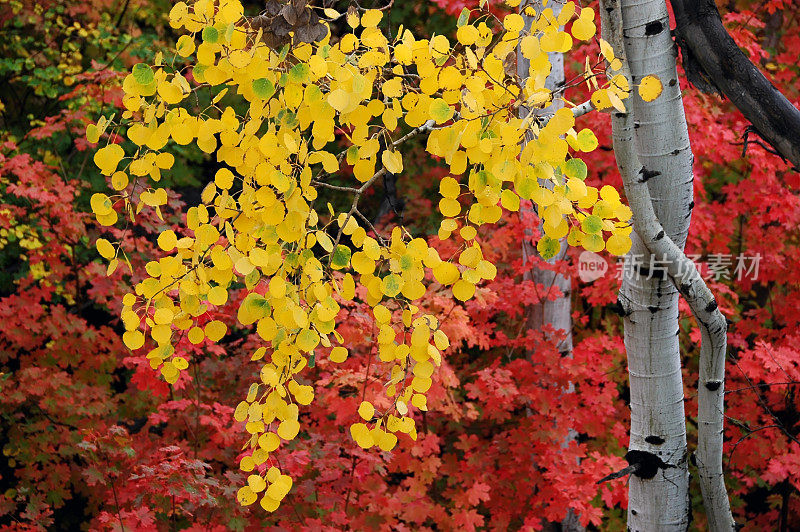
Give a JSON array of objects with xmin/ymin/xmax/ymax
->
[{"xmin": 90, "ymin": 0, "xmax": 632, "ymax": 513}]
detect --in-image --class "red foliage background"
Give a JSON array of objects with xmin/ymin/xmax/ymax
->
[{"xmin": 1, "ymin": 0, "xmax": 799, "ymax": 529}]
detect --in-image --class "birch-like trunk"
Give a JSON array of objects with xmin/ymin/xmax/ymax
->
[
  {"xmin": 518, "ymin": 3, "xmax": 580, "ymax": 530},
  {"xmin": 600, "ymin": 0, "xmax": 735, "ymax": 528},
  {"xmin": 615, "ymin": 0, "xmax": 693, "ymax": 528},
  {"xmin": 519, "ymin": 1, "xmax": 573, "ymax": 358}
]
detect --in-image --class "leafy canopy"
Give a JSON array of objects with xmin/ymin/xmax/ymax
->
[{"xmin": 89, "ymin": 0, "xmax": 637, "ymax": 513}]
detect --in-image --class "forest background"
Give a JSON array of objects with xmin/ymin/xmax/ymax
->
[{"xmin": 1, "ymin": 0, "xmax": 799, "ymax": 530}]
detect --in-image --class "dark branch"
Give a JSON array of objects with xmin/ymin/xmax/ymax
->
[{"xmin": 670, "ymin": 0, "xmax": 800, "ymax": 169}]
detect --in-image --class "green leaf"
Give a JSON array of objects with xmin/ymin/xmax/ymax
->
[
  {"xmin": 537, "ymin": 236, "xmax": 560, "ymax": 260},
  {"xmin": 515, "ymin": 176, "xmax": 537, "ymax": 200},
  {"xmin": 429, "ymin": 98, "xmax": 453, "ymax": 124},
  {"xmin": 132, "ymin": 63, "xmax": 154, "ymax": 85},
  {"xmin": 252, "ymin": 78, "xmax": 275, "ymax": 99},
  {"xmin": 381, "ymin": 274, "xmax": 401, "ymax": 297},
  {"xmin": 457, "ymin": 8, "xmax": 470, "ymax": 27},
  {"xmin": 331, "ymin": 245, "xmax": 351, "ymax": 269},
  {"xmin": 202, "ymin": 26, "xmax": 219, "ymax": 43},
  {"xmin": 346, "ymin": 145, "xmax": 359, "ymax": 165},
  {"xmin": 289, "ymin": 63, "xmax": 310, "ymax": 84},
  {"xmin": 564, "ymin": 158, "xmax": 588, "ymax": 180},
  {"xmin": 581, "ymin": 215, "xmax": 604, "ymax": 234}
]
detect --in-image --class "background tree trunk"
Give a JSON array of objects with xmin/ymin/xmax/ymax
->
[
  {"xmin": 519, "ymin": 3, "xmax": 580, "ymax": 530},
  {"xmin": 519, "ymin": 2, "xmax": 573, "ymax": 359}
]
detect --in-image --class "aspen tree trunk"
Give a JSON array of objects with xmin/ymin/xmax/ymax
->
[
  {"xmin": 518, "ymin": 3, "xmax": 580, "ymax": 531},
  {"xmin": 613, "ymin": 0, "xmax": 693, "ymax": 528},
  {"xmin": 599, "ymin": 1, "xmax": 736, "ymax": 528},
  {"xmin": 519, "ymin": 1, "xmax": 573, "ymax": 359}
]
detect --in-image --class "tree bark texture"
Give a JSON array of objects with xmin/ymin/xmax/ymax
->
[
  {"xmin": 518, "ymin": 1, "xmax": 573, "ymax": 359},
  {"xmin": 609, "ymin": 0, "xmax": 694, "ymax": 527}
]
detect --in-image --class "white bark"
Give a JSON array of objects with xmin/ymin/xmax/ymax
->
[
  {"xmin": 518, "ymin": 3, "xmax": 580, "ymax": 531},
  {"xmin": 601, "ymin": 1, "xmax": 735, "ymax": 529},
  {"xmin": 600, "ymin": 0, "xmax": 693, "ymax": 528},
  {"xmin": 518, "ymin": 0, "xmax": 573, "ymax": 358}
]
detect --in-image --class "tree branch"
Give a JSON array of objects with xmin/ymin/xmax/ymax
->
[{"xmin": 671, "ymin": 0, "xmax": 800, "ymax": 169}]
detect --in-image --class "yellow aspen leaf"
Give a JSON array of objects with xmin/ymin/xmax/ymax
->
[
  {"xmin": 581, "ymin": 232, "xmax": 605, "ymax": 252},
  {"xmin": 96, "ymin": 238, "xmax": 115, "ymax": 259},
  {"xmin": 576, "ymin": 129, "xmax": 599, "ymax": 152},
  {"xmin": 606, "ymin": 233, "xmax": 632, "ymax": 256},
  {"xmin": 382, "ymin": 150, "xmax": 403, "ymax": 174},
  {"xmin": 429, "ymin": 98, "xmax": 453, "ymax": 124},
  {"xmin": 153, "ymin": 308, "xmax": 173, "ymax": 325},
  {"xmin": 176, "ymin": 34, "xmax": 195, "ymax": 57},
  {"xmin": 571, "ymin": 15, "xmax": 595, "ymax": 41},
  {"xmin": 456, "ymin": 25, "xmax": 479, "ymax": 46},
  {"xmin": 432, "ymin": 262, "xmax": 459, "ymax": 285},
  {"xmin": 330, "ymin": 346, "xmax": 348, "ymax": 363},
  {"xmin": 309, "ymin": 151, "xmax": 339, "ymax": 173},
  {"xmin": 252, "ymin": 78, "xmax": 275, "ymax": 99},
  {"xmin": 351, "ymin": 251, "xmax": 375, "ymax": 275},
  {"xmin": 111, "ymin": 171, "xmax": 129, "ymax": 191},
  {"xmin": 503, "ymin": 13, "xmax": 524, "ymax": 33},
  {"xmin": 350, "ymin": 423, "xmax": 374, "ymax": 448},
  {"xmin": 327, "ymin": 89, "xmax": 350, "ymax": 112},
  {"xmin": 476, "ymin": 260, "xmax": 497, "ymax": 280},
  {"xmin": 293, "ymin": 384, "xmax": 314, "ymax": 405},
  {"xmin": 208, "ymin": 285, "xmax": 228, "ymax": 305},
  {"xmin": 381, "ymin": 77, "xmax": 403, "ymax": 98},
  {"xmin": 123, "ymin": 330, "xmax": 145, "ymax": 350},
  {"xmin": 341, "ymin": 273, "xmax": 356, "ymax": 300},
  {"xmin": 358, "ymin": 401, "xmax": 375, "ymax": 421},
  {"xmin": 296, "ymin": 329, "xmax": 320, "ymax": 352},
  {"xmin": 188, "ymin": 327, "xmax": 205, "ymax": 344},
  {"xmin": 155, "ymin": 152, "xmax": 174, "ymax": 169},
  {"xmin": 452, "ymin": 279, "xmax": 475, "ymax": 301},
  {"xmin": 237, "ymin": 486, "xmax": 257, "ymax": 506},
  {"xmin": 540, "ymin": 29, "xmax": 572, "ymax": 53},
  {"xmin": 500, "ymin": 189, "xmax": 520, "ymax": 211},
  {"xmin": 381, "ymin": 274, "xmax": 402, "ymax": 297},
  {"xmin": 520, "ymin": 35, "xmax": 541, "ymax": 59},
  {"xmin": 248, "ymin": 475, "xmax": 267, "ymax": 493},
  {"xmin": 158, "ymin": 81, "xmax": 183, "ymax": 104},
  {"xmin": 157, "ymin": 230, "xmax": 177, "ymax": 251},
  {"xmin": 433, "ymin": 329, "xmax": 450, "ymax": 350},
  {"xmin": 277, "ymin": 419, "xmax": 300, "ymax": 440},
  {"xmin": 215, "ymin": 168, "xmax": 234, "ymax": 189},
  {"xmin": 600, "ymin": 184, "xmax": 621, "ymax": 203},
  {"xmin": 260, "ymin": 495, "xmax": 280, "ymax": 512},
  {"xmin": 346, "ymin": 8, "xmax": 360, "ymax": 28},
  {"xmin": 638, "ymin": 75, "xmax": 663, "ymax": 102},
  {"xmin": 259, "ymin": 432, "xmax": 280, "ymax": 452},
  {"xmin": 537, "ymin": 236, "xmax": 561, "ymax": 260},
  {"xmin": 439, "ymin": 176, "xmax": 460, "ymax": 198},
  {"xmin": 591, "ymin": 88, "xmax": 613, "ymax": 110},
  {"xmin": 411, "ymin": 393, "xmax": 428, "ymax": 410},
  {"xmin": 93, "ymin": 144, "xmax": 125, "ymax": 175},
  {"xmin": 377, "ymin": 431, "xmax": 397, "ymax": 451},
  {"xmin": 361, "ymin": 9, "xmax": 382, "ymax": 27},
  {"xmin": 438, "ymin": 198, "xmax": 461, "ymax": 217},
  {"xmin": 204, "ymin": 320, "xmax": 227, "ymax": 341}
]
